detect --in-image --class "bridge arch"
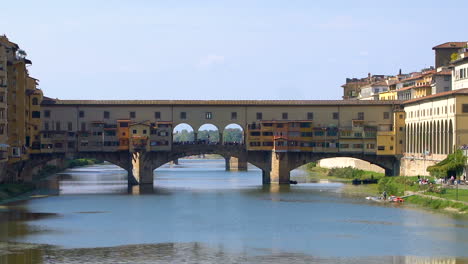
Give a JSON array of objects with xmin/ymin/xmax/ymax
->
[
  {"xmin": 222, "ymin": 123, "xmax": 244, "ymax": 145},
  {"xmin": 197, "ymin": 123, "xmax": 220, "ymax": 143},
  {"xmin": 173, "ymin": 123, "xmax": 195, "ymax": 143}
]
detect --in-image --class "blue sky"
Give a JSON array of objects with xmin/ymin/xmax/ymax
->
[{"xmin": 1, "ymin": 0, "xmax": 467, "ymax": 100}]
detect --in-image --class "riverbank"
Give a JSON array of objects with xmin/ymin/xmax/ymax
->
[
  {"xmin": 0, "ymin": 158, "xmax": 103, "ymax": 204},
  {"xmin": 303, "ymin": 164, "xmax": 468, "ymax": 215},
  {"xmin": 0, "ymin": 183, "xmax": 35, "ymax": 204}
]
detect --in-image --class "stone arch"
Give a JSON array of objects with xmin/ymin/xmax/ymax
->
[
  {"xmin": 197, "ymin": 123, "xmax": 220, "ymax": 143},
  {"xmin": 173, "ymin": 123, "xmax": 195, "ymax": 143},
  {"xmin": 449, "ymin": 119, "xmax": 454, "ymax": 154},
  {"xmin": 436, "ymin": 120, "xmax": 441, "ymax": 154},
  {"xmin": 222, "ymin": 123, "xmax": 244, "ymax": 145},
  {"xmin": 285, "ymin": 152, "xmax": 394, "ymax": 176}
]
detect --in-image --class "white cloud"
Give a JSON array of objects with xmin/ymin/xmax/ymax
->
[{"xmin": 198, "ymin": 55, "xmax": 225, "ymax": 68}]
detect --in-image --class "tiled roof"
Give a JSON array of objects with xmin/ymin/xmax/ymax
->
[
  {"xmin": 432, "ymin": 42, "xmax": 467, "ymax": 49},
  {"xmin": 42, "ymin": 99, "xmax": 403, "ymax": 106},
  {"xmin": 404, "ymin": 88, "xmax": 468, "ymax": 104}
]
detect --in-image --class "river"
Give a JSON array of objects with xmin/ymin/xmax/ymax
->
[{"xmin": 1, "ymin": 159, "xmax": 468, "ymax": 264}]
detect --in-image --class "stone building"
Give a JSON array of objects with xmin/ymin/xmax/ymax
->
[
  {"xmin": 401, "ymin": 88, "xmax": 468, "ymax": 176},
  {"xmin": 0, "ymin": 35, "xmax": 43, "ymax": 181}
]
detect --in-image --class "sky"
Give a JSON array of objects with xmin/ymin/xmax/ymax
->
[{"xmin": 1, "ymin": 0, "xmax": 467, "ymax": 101}]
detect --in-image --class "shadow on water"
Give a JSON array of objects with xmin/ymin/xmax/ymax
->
[{"xmin": 1, "ymin": 242, "xmax": 468, "ymax": 264}]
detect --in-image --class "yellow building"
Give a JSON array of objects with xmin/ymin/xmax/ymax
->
[
  {"xmin": 379, "ymin": 90, "xmax": 398, "ymax": 100},
  {"xmin": 129, "ymin": 121, "xmax": 150, "ymax": 152},
  {"xmin": 0, "ymin": 35, "xmax": 42, "ymax": 165},
  {"xmin": 376, "ymin": 110, "xmax": 405, "ymax": 155}
]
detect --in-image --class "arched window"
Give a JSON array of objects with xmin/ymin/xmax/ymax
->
[{"xmin": 32, "ymin": 97, "xmax": 39, "ymax": 105}]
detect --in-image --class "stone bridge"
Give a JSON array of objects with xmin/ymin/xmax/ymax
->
[{"xmin": 24, "ymin": 145, "xmax": 400, "ymax": 186}]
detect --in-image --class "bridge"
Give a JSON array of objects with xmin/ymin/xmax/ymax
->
[{"xmin": 15, "ymin": 99, "xmax": 405, "ymax": 185}]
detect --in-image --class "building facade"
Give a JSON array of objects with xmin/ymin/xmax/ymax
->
[
  {"xmin": 401, "ymin": 89, "xmax": 468, "ymax": 175},
  {"xmin": 0, "ymin": 35, "xmax": 43, "ymax": 180}
]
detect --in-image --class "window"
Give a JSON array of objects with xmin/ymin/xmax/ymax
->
[
  {"xmin": 463, "ymin": 104, "xmax": 468, "ymax": 113},
  {"xmin": 56, "ymin": 122, "xmax": 61, "ymax": 131},
  {"xmin": 340, "ymin": 144, "xmax": 349, "ymax": 148},
  {"xmin": 79, "ymin": 111, "xmax": 84, "ymax": 118},
  {"xmin": 130, "ymin": 112, "xmax": 136, "ymax": 118},
  {"xmin": 378, "ymin": 146, "xmax": 385, "ymax": 151},
  {"xmin": 0, "ymin": 124, "xmax": 4, "ymax": 135},
  {"xmin": 68, "ymin": 122, "xmax": 73, "ymax": 131},
  {"xmin": 133, "ymin": 130, "xmax": 137, "ymax": 134},
  {"xmin": 180, "ymin": 112, "xmax": 187, "ymax": 119},
  {"xmin": 155, "ymin": 112, "xmax": 161, "ymax": 119},
  {"xmin": 357, "ymin": 112, "xmax": 364, "ymax": 120},
  {"xmin": 143, "ymin": 130, "xmax": 147, "ymax": 134},
  {"xmin": 399, "ymin": 127, "xmax": 403, "ymax": 131},
  {"xmin": 44, "ymin": 121, "xmax": 49, "ymax": 131},
  {"xmin": 205, "ymin": 112, "xmax": 212, "ymax": 119},
  {"xmin": 104, "ymin": 111, "xmax": 110, "ymax": 119},
  {"xmin": 32, "ymin": 111, "xmax": 40, "ymax": 118},
  {"xmin": 256, "ymin": 112, "xmax": 263, "ymax": 120},
  {"xmin": 307, "ymin": 112, "xmax": 314, "ymax": 120},
  {"xmin": 81, "ymin": 122, "xmax": 86, "ymax": 131},
  {"xmin": 119, "ymin": 122, "xmax": 128, "ymax": 127},
  {"xmin": 383, "ymin": 112, "xmax": 390, "ymax": 119},
  {"xmin": 44, "ymin": 110, "xmax": 50, "ymax": 118},
  {"xmin": 332, "ymin": 112, "xmax": 339, "ymax": 120},
  {"xmin": 231, "ymin": 112, "xmax": 237, "ymax": 120},
  {"xmin": 399, "ymin": 114, "xmax": 403, "ymax": 119},
  {"xmin": 282, "ymin": 112, "xmax": 288, "ymax": 120},
  {"xmin": 32, "ymin": 97, "xmax": 39, "ymax": 105}
]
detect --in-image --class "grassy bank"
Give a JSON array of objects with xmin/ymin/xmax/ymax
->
[
  {"xmin": 0, "ymin": 183, "xmax": 35, "ymax": 203},
  {"xmin": 304, "ymin": 164, "xmax": 468, "ymax": 214},
  {"xmin": 305, "ymin": 163, "xmax": 384, "ymax": 182},
  {"xmin": 405, "ymin": 195, "xmax": 468, "ymax": 214},
  {"xmin": 34, "ymin": 158, "xmax": 103, "ymax": 179},
  {"xmin": 1, "ymin": 158, "xmax": 103, "ymax": 203}
]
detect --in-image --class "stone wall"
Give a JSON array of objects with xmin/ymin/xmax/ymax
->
[
  {"xmin": 399, "ymin": 157, "xmax": 439, "ymax": 176},
  {"xmin": 318, "ymin": 157, "xmax": 384, "ymax": 173}
]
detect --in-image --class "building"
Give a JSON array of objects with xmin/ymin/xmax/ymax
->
[
  {"xmin": 0, "ymin": 35, "xmax": 43, "ymax": 180},
  {"xmin": 433, "ymin": 42, "xmax": 467, "ymax": 69},
  {"xmin": 451, "ymin": 45, "xmax": 468, "ymax": 91},
  {"xmin": 401, "ymin": 88, "xmax": 468, "ymax": 176},
  {"xmin": 341, "ymin": 74, "xmax": 387, "ymax": 100},
  {"xmin": 358, "ymin": 81, "xmax": 389, "ymax": 100}
]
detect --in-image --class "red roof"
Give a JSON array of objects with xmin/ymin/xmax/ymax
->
[
  {"xmin": 404, "ymin": 88, "xmax": 468, "ymax": 104},
  {"xmin": 432, "ymin": 42, "xmax": 467, "ymax": 49}
]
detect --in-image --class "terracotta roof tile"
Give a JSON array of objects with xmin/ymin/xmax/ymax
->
[
  {"xmin": 433, "ymin": 42, "xmax": 467, "ymax": 49},
  {"xmin": 403, "ymin": 88, "xmax": 468, "ymax": 104},
  {"xmin": 42, "ymin": 99, "xmax": 403, "ymax": 106}
]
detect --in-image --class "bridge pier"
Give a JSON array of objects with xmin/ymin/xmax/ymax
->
[
  {"xmin": 385, "ymin": 158, "xmax": 401, "ymax": 176},
  {"xmin": 261, "ymin": 152, "xmax": 291, "ymax": 184},
  {"xmin": 129, "ymin": 152, "xmax": 154, "ymax": 186},
  {"xmin": 225, "ymin": 156, "xmax": 248, "ymax": 171}
]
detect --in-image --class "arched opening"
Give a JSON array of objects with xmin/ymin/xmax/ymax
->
[
  {"xmin": 32, "ymin": 97, "xmax": 39, "ymax": 105},
  {"xmin": 292, "ymin": 157, "xmax": 387, "ymax": 182},
  {"xmin": 173, "ymin": 123, "xmax": 195, "ymax": 144},
  {"xmin": 222, "ymin": 123, "xmax": 244, "ymax": 145},
  {"xmin": 449, "ymin": 120, "xmax": 454, "ymax": 154},
  {"xmin": 197, "ymin": 124, "xmax": 219, "ymax": 144}
]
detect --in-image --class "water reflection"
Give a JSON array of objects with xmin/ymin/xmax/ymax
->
[
  {"xmin": 1, "ymin": 159, "xmax": 468, "ymax": 263},
  {"xmin": 1, "ymin": 242, "xmax": 468, "ymax": 264}
]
